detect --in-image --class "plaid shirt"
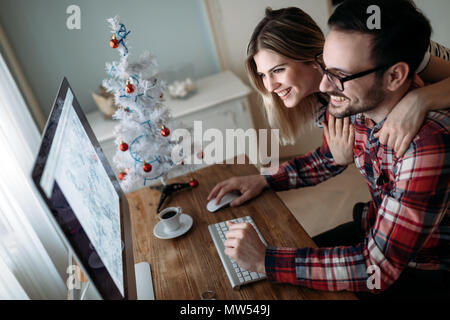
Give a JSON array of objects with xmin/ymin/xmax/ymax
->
[{"xmin": 264, "ymin": 80, "xmax": 450, "ymax": 292}]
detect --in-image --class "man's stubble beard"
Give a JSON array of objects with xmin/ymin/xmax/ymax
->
[{"xmin": 328, "ymin": 80, "xmax": 385, "ymax": 119}]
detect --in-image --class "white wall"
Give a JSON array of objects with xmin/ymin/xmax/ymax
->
[
  {"xmin": 209, "ymin": 0, "xmax": 330, "ymax": 81},
  {"xmin": 415, "ymin": 0, "xmax": 450, "ymax": 49},
  {"xmin": 0, "ymin": 0, "xmax": 220, "ymax": 118}
]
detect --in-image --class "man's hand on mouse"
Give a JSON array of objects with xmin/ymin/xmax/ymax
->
[
  {"xmin": 207, "ymin": 175, "xmax": 269, "ymax": 207},
  {"xmin": 223, "ymin": 221, "xmax": 266, "ymax": 274}
]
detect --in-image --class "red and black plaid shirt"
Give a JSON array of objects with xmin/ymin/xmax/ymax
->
[{"xmin": 264, "ymin": 79, "xmax": 449, "ymax": 292}]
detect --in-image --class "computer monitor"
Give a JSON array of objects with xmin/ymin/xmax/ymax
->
[{"xmin": 31, "ymin": 78, "xmax": 137, "ymax": 300}]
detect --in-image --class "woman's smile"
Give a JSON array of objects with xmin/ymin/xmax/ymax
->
[{"xmin": 276, "ymin": 88, "xmax": 292, "ymax": 99}]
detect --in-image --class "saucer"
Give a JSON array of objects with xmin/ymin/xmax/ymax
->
[{"xmin": 153, "ymin": 214, "xmax": 193, "ymax": 239}]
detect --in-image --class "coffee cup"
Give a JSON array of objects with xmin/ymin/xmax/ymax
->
[{"xmin": 158, "ymin": 207, "xmax": 182, "ymax": 233}]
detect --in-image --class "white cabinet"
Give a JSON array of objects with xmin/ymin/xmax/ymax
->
[{"xmin": 86, "ymin": 71, "xmax": 253, "ymax": 183}]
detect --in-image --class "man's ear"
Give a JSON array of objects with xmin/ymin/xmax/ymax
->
[{"xmin": 385, "ymin": 62, "xmax": 410, "ymax": 91}]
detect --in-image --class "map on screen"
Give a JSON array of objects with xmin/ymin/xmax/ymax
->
[{"xmin": 40, "ymin": 88, "xmax": 124, "ymax": 296}]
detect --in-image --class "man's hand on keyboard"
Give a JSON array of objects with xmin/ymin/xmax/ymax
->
[{"xmin": 224, "ymin": 221, "xmax": 266, "ymax": 274}]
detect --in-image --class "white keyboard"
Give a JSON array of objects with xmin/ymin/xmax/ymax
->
[{"xmin": 208, "ymin": 216, "xmax": 267, "ymax": 289}]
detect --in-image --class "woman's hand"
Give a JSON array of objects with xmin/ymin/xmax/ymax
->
[
  {"xmin": 322, "ymin": 114, "xmax": 354, "ymax": 166},
  {"xmin": 374, "ymin": 90, "xmax": 427, "ymax": 158},
  {"xmin": 207, "ymin": 175, "xmax": 268, "ymax": 207}
]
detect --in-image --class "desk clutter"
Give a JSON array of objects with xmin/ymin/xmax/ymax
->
[
  {"xmin": 150, "ymin": 191, "xmax": 266, "ymax": 289},
  {"xmin": 153, "ymin": 206, "xmax": 193, "ymax": 240},
  {"xmin": 151, "ymin": 203, "xmax": 267, "ymax": 289},
  {"xmin": 126, "ymin": 158, "xmax": 356, "ymax": 299}
]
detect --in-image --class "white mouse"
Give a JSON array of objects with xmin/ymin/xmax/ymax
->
[{"xmin": 207, "ymin": 191, "xmax": 241, "ymax": 212}]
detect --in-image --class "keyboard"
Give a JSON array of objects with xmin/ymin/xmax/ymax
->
[{"xmin": 208, "ymin": 216, "xmax": 267, "ymax": 289}]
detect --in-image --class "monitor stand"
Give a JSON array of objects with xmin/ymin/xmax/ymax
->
[
  {"xmin": 134, "ymin": 262, "xmax": 155, "ymax": 300},
  {"xmin": 69, "ymin": 256, "xmax": 154, "ymax": 299}
]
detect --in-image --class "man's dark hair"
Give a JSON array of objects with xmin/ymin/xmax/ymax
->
[{"xmin": 328, "ymin": 0, "xmax": 432, "ymax": 78}]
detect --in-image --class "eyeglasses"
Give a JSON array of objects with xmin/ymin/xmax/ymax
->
[{"xmin": 314, "ymin": 52, "xmax": 392, "ymax": 92}]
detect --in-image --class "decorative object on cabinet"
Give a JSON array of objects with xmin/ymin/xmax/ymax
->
[
  {"xmin": 91, "ymin": 85, "xmax": 121, "ymax": 119},
  {"xmin": 167, "ymin": 78, "xmax": 196, "ymax": 99}
]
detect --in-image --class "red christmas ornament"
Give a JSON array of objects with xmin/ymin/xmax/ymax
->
[
  {"xmin": 160, "ymin": 125, "xmax": 170, "ymax": 137},
  {"xmin": 125, "ymin": 80, "xmax": 135, "ymax": 94},
  {"xmin": 143, "ymin": 162, "xmax": 152, "ymax": 172},
  {"xmin": 109, "ymin": 34, "xmax": 119, "ymax": 48},
  {"xmin": 119, "ymin": 141, "xmax": 128, "ymax": 152},
  {"xmin": 118, "ymin": 171, "xmax": 127, "ymax": 180},
  {"xmin": 189, "ymin": 178, "xmax": 199, "ymax": 188}
]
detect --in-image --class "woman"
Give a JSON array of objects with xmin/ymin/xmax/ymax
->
[{"xmin": 208, "ymin": 6, "xmax": 450, "ymax": 207}]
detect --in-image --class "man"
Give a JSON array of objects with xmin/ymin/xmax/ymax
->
[{"xmin": 224, "ymin": 0, "xmax": 449, "ymax": 299}]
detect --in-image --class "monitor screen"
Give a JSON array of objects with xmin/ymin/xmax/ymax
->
[{"xmin": 32, "ymin": 78, "xmax": 136, "ymax": 299}]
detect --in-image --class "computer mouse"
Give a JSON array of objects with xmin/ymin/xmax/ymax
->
[{"xmin": 206, "ymin": 191, "xmax": 241, "ymax": 212}]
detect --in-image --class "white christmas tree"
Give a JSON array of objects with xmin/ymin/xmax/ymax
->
[{"xmin": 102, "ymin": 16, "xmax": 192, "ymax": 192}]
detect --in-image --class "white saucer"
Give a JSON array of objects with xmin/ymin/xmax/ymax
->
[{"xmin": 153, "ymin": 214, "xmax": 193, "ymax": 239}]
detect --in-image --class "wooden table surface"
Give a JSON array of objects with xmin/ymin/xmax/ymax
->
[{"xmin": 126, "ymin": 162, "xmax": 357, "ymax": 300}]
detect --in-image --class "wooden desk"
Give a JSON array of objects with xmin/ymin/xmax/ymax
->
[{"xmin": 126, "ymin": 162, "xmax": 356, "ymax": 300}]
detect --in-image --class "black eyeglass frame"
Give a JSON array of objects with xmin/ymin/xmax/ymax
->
[{"xmin": 314, "ymin": 52, "xmax": 393, "ymax": 91}]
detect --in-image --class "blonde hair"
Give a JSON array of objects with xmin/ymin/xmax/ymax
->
[{"xmin": 245, "ymin": 7, "xmax": 325, "ymax": 145}]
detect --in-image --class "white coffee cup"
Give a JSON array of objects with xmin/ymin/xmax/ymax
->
[{"xmin": 158, "ymin": 207, "xmax": 182, "ymax": 233}]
